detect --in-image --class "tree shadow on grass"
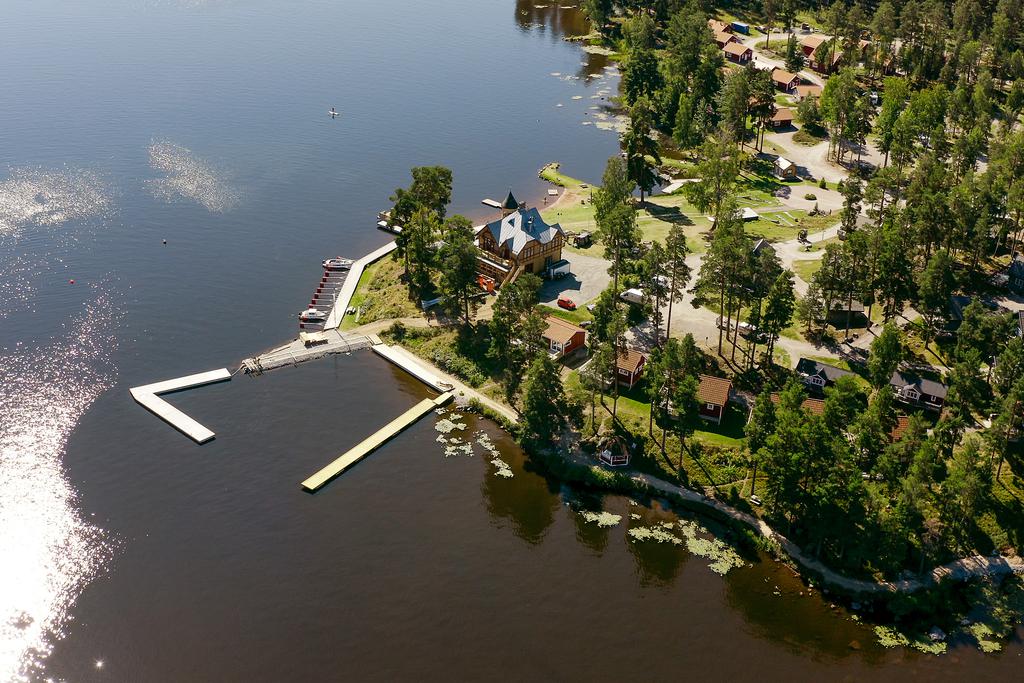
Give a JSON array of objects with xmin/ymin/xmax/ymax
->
[{"xmin": 644, "ymin": 202, "xmax": 695, "ymax": 226}]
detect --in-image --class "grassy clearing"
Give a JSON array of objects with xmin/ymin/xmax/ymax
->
[
  {"xmin": 340, "ymin": 256, "xmax": 422, "ymax": 330},
  {"xmin": 793, "ymin": 129, "xmax": 827, "ymax": 146},
  {"xmin": 545, "ymin": 305, "xmax": 594, "ymax": 325},
  {"xmin": 792, "ymin": 258, "xmax": 823, "ymax": 283}
]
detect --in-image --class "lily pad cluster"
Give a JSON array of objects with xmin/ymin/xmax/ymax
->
[
  {"xmin": 432, "ymin": 412, "xmax": 513, "ymax": 478},
  {"xmin": 627, "ymin": 519, "xmax": 747, "ymax": 576}
]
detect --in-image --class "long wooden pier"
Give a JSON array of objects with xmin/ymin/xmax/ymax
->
[
  {"xmin": 129, "ymin": 368, "xmax": 232, "ymax": 443},
  {"xmin": 301, "ymin": 391, "xmax": 454, "ymax": 492}
]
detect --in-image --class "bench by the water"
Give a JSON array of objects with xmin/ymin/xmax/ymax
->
[
  {"xmin": 129, "ymin": 368, "xmax": 231, "ymax": 443},
  {"xmin": 301, "ymin": 391, "xmax": 454, "ymax": 492}
]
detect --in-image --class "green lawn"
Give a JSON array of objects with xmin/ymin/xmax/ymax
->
[
  {"xmin": 340, "ymin": 256, "xmax": 422, "ymax": 330},
  {"xmin": 545, "ymin": 305, "xmax": 594, "ymax": 325},
  {"xmin": 792, "ymin": 258, "xmax": 823, "ymax": 283}
]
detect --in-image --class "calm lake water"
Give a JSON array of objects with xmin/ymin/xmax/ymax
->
[{"xmin": 1, "ymin": 0, "xmax": 1022, "ymax": 680}]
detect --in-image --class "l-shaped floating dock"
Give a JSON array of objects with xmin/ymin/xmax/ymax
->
[
  {"xmin": 129, "ymin": 368, "xmax": 231, "ymax": 443},
  {"xmin": 301, "ymin": 391, "xmax": 454, "ymax": 492}
]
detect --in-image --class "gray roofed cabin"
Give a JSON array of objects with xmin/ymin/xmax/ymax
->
[
  {"xmin": 889, "ymin": 370, "xmax": 948, "ymax": 412},
  {"xmin": 795, "ymin": 357, "xmax": 854, "ymax": 392}
]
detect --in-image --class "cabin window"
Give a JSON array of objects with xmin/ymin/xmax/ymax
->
[
  {"xmin": 618, "ymin": 368, "xmax": 628, "ymax": 376},
  {"xmin": 705, "ymin": 403, "xmax": 716, "ymax": 410}
]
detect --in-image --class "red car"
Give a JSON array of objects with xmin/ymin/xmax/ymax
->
[{"xmin": 557, "ymin": 297, "xmax": 577, "ymax": 310}]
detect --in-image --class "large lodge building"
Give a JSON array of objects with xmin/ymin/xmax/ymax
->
[{"xmin": 476, "ymin": 190, "xmax": 565, "ymax": 283}]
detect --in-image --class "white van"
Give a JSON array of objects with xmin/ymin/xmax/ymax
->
[{"xmin": 619, "ymin": 288, "xmax": 645, "ymax": 305}]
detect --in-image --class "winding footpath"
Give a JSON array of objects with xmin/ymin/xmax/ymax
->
[{"xmin": 624, "ymin": 468, "xmax": 1024, "ymax": 595}]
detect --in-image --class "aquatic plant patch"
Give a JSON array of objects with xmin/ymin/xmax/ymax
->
[
  {"xmin": 579, "ymin": 511, "xmax": 622, "ymax": 528},
  {"xmin": 968, "ymin": 622, "xmax": 1002, "ymax": 653},
  {"xmin": 627, "ymin": 522, "xmax": 683, "ymax": 545},
  {"xmin": 677, "ymin": 520, "xmax": 746, "ymax": 575}
]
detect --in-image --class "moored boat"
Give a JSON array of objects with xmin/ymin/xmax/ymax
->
[
  {"xmin": 322, "ymin": 257, "xmax": 354, "ymax": 271},
  {"xmin": 299, "ymin": 307, "xmax": 327, "ymax": 322}
]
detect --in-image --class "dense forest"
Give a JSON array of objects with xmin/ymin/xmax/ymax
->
[{"xmin": 383, "ymin": 0, "xmax": 1024, "ymax": 581}]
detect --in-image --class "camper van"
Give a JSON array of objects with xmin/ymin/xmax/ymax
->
[{"xmin": 619, "ymin": 288, "xmax": 645, "ymax": 305}]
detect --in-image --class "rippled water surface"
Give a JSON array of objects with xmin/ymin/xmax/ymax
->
[{"xmin": 2, "ymin": 0, "xmax": 1023, "ymax": 680}]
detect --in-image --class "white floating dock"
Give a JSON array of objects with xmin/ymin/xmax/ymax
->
[
  {"xmin": 129, "ymin": 368, "xmax": 231, "ymax": 443},
  {"xmin": 372, "ymin": 344, "xmax": 449, "ymax": 392}
]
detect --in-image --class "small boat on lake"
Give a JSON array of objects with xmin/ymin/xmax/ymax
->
[{"xmin": 322, "ymin": 257, "xmax": 354, "ymax": 271}]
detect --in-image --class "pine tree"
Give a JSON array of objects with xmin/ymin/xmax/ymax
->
[{"xmin": 521, "ymin": 354, "xmax": 569, "ymax": 445}]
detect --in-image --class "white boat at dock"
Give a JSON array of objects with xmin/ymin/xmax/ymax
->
[
  {"xmin": 299, "ymin": 307, "xmax": 327, "ymax": 322},
  {"xmin": 377, "ymin": 210, "xmax": 403, "ymax": 234},
  {"xmin": 322, "ymin": 257, "xmax": 354, "ymax": 271}
]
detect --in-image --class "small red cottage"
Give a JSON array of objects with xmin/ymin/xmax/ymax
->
[
  {"xmin": 542, "ymin": 316, "xmax": 586, "ymax": 360},
  {"xmin": 615, "ymin": 348, "xmax": 646, "ymax": 389},
  {"xmin": 723, "ymin": 42, "xmax": 753, "ymax": 64},
  {"xmin": 697, "ymin": 374, "xmax": 733, "ymax": 425},
  {"xmin": 770, "ymin": 68, "xmax": 800, "ymax": 92}
]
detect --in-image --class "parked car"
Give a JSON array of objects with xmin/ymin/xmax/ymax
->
[{"xmin": 557, "ymin": 297, "xmax": 577, "ymax": 310}]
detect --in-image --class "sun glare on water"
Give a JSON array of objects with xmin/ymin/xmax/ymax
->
[{"xmin": 0, "ymin": 297, "xmax": 119, "ymax": 682}]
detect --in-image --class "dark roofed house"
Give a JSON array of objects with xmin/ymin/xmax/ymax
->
[
  {"xmin": 1007, "ymin": 255, "xmax": 1024, "ymax": 294},
  {"xmin": 752, "ymin": 238, "xmax": 775, "ymax": 257},
  {"xmin": 890, "ymin": 370, "xmax": 948, "ymax": 412},
  {"xmin": 823, "ymin": 298, "xmax": 867, "ymax": 327},
  {"xmin": 477, "ymin": 200, "xmax": 566, "ymax": 281},
  {"xmin": 697, "ymin": 374, "xmax": 733, "ymax": 424},
  {"xmin": 795, "ymin": 357, "xmax": 853, "ymax": 392},
  {"xmin": 615, "ymin": 348, "xmax": 647, "ymax": 389}
]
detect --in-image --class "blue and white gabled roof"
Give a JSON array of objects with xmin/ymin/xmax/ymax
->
[{"xmin": 483, "ymin": 207, "xmax": 564, "ymax": 257}]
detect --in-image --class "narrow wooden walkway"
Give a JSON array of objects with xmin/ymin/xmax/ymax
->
[
  {"xmin": 301, "ymin": 391, "xmax": 454, "ymax": 492},
  {"xmin": 129, "ymin": 368, "xmax": 231, "ymax": 443},
  {"xmin": 323, "ymin": 241, "xmax": 399, "ymax": 329}
]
